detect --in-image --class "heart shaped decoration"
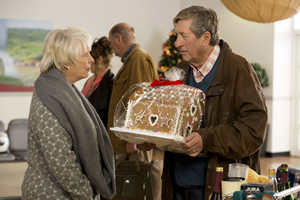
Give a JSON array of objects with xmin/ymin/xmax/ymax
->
[
  {"xmin": 190, "ymin": 104, "xmax": 197, "ymax": 116},
  {"xmin": 185, "ymin": 124, "xmax": 193, "ymax": 137},
  {"xmin": 149, "ymin": 114, "xmax": 159, "ymax": 126}
]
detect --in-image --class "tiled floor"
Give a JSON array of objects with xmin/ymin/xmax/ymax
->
[{"xmin": 0, "ymin": 156, "xmax": 300, "ymax": 197}]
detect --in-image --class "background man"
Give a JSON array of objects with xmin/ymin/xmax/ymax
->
[{"xmin": 107, "ymin": 22, "xmax": 163, "ymax": 200}]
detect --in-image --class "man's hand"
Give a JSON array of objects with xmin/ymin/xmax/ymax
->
[
  {"xmin": 126, "ymin": 143, "xmax": 137, "ymax": 154},
  {"xmin": 182, "ymin": 132, "xmax": 203, "ymax": 157}
]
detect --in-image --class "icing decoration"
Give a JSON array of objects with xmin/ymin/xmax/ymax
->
[
  {"xmin": 134, "ymin": 111, "xmax": 145, "ymax": 123},
  {"xmin": 190, "ymin": 105, "xmax": 197, "ymax": 116},
  {"xmin": 149, "ymin": 114, "xmax": 159, "ymax": 126},
  {"xmin": 161, "ymin": 115, "xmax": 171, "ymax": 127}
]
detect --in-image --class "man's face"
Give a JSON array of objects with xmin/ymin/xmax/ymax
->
[
  {"xmin": 109, "ymin": 32, "xmax": 121, "ymax": 57},
  {"xmin": 175, "ymin": 19, "xmax": 204, "ymax": 66}
]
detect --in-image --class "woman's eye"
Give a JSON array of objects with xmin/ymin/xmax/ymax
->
[{"xmin": 84, "ymin": 52, "xmax": 89, "ymax": 57}]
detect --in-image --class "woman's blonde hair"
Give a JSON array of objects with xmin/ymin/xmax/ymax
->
[{"xmin": 40, "ymin": 27, "xmax": 92, "ymax": 73}]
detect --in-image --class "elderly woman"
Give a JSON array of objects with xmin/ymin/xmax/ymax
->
[{"xmin": 22, "ymin": 27, "xmax": 116, "ymax": 200}]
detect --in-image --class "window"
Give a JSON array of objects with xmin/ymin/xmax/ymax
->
[
  {"xmin": 294, "ymin": 12, "xmax": 300, "ymax": 30},
  {"xmin": 293, "ymin": 12, "xmax": 300, "ymax": 155},
  {"xmin": 295, "ymin": 36, "xmax": 300, "ymax": 155}
]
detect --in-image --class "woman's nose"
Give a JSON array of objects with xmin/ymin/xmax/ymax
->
[{"xmin": 89, "ymin": 54, "xmax": 94, "ymax": 64}]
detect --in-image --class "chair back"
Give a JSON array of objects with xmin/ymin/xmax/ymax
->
[
  {"xmin": 0, "ymin": 120, "xmax": 15, "ymax": 161},
  {"xmin": 7, "ymin": 118, "xmax": 28, "ymax": 160}
]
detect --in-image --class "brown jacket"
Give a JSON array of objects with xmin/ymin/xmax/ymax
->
[
  {"xmin": 162, "ymin": 40, "xmax": 268, "ymax": 200},
  {"xmin": 107, "ymin": 44, "xmax": 159, "ymax": 153}
]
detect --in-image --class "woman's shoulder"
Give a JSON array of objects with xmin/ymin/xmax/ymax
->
[
  {"xmin": 104, "ymin": 69, "xmax": 114, "ymax": 79},
  {"xmin": 30, "ymin": 92, "xmax": 62, "ymax": 125}
]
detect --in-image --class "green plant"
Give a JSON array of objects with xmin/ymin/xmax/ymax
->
[{"xmin": 251, "ymin": 63, "xmax": 269, "ymax": 87}]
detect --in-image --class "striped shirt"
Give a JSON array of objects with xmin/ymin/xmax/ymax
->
[{"xmin": 190, "ymin": 45, "xmax": 220, "ymax": 83}]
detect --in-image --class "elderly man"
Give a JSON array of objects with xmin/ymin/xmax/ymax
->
[
  {"xmin": 160, "ymin": 6, "xmax": 268, "ymax": 200},
  {"xmin": 107, "ymin": 22, "xmax": 163, "ymax": 200}
]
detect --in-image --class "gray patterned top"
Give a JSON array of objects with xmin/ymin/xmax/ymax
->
[{"xmin": 22, "ymin": 92, "xmax": 93, "ymax": 200}]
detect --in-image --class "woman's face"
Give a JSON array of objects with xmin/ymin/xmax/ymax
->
[
  {"xmin": 66, "ymin": 49, "xmax": 94, "ymax": 84},
  {"xmin": 90, "ymin": 55, "xmax": 102, "ymax": 74},
  {"xmin": 90, "ymin": 60, "xmax": 97, "ymax": 74}
]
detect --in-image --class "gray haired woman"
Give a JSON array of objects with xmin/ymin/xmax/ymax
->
[{"xmin": 22, "ymin": 27, "xmax": 116, "ymax": 200}]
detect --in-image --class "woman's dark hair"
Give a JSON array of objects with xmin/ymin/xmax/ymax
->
[{"xmin": 90, "ymin": 36, "xmax": 113, "ymax": 67}]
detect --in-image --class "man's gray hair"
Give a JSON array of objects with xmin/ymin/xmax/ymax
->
[{"xmin": 173, "ymin": 6, "xmax": 220, "ymax": 46}]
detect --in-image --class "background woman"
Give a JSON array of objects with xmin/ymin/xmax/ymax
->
[
  {"xmin": 22, "ymin": 27, "xmax": 116, "ymax": 200},
  {"xmin": 82, "ymin": 36, "xmax": 114, "ymax": 127}
]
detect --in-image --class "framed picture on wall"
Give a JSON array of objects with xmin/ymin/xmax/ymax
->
[{"xmin": 0, "ymin": 19, "xmax": 53, "ymax": 92}]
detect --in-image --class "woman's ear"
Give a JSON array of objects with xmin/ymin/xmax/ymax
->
[
  {"xmin": 98, "ymin": 55, "xmax": 103, "ymax": 64},
  {"xmin": 63, "ymin": 64, "xmax": 70, "ymax": 70}
]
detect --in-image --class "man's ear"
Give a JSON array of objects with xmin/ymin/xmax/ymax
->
[
  {"xmin": 116, "ymin": 34, "xmax": 122, "ymax": 42},
  {"xmin": 203, "ymin": 31, "xmax": 211, "ymax": 46}
]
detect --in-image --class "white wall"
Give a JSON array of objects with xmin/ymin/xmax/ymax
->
[
  {"xmin": 0, "ymin": 0, "xmax": 287, "ymax": 154},
  {"xmin": 0, "ymin": 0, "xmax": 181, "ymax": 127}
]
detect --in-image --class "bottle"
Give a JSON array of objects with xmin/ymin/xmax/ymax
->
[
  {"xmin": 278, "ymin": 164, "xmax": 294, "ymax": 200},
  {"xmin": 210, "ymin": 167, "xmax": 223, "ymax": 200},
  {"xmin": 268, "ymin": 168, "xmax": 278, "ymax": 193}
]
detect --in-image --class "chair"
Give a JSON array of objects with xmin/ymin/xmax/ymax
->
[
  {"xmin": 0, "ymin": 120, "xmax": 15, "ymax": 162},
  {"xmin": 6, "ymin": 119, "xmax": 28, "ymax": 160}
]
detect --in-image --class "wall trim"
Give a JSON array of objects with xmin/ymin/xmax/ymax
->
[{"xmin": 264, "ymin": 152, "xmax": 290, "ymax": 157}]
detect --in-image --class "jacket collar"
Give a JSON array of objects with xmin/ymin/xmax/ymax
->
[
  {"xmin": 207, "ymin": 40, "xmax": 231, "ymax": 96},
  {"xmin": 178, "ymin": 40, "xmax": 232, "ymax": 96},
  {"xmin": 122, "ymin": 43, "xmax": 139, "ymax": 64},
  {"xmin": 121, "ymin": 43, "xmax": 136, "ymax": 63},
  {"xmin": 116, "ymin": 44, "xmax": 140, "ymax": 79}
]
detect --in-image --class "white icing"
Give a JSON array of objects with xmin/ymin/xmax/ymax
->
[
  {"xmin": 125, "ymin": 101, "xmax": 133, "ymax": 127},
  {"xmin": 149, "ymin": 114, "xmax": 159, "ymax": 126}
]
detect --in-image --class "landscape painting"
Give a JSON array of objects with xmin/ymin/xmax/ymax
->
[{"xmin": 0, "ymin": 19, "xmax": 53, "ymax": 92}]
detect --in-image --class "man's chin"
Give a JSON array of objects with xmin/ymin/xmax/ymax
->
[{"xmin": 181, "ymin": 55, "xmax": 190, "ymax": 62}]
